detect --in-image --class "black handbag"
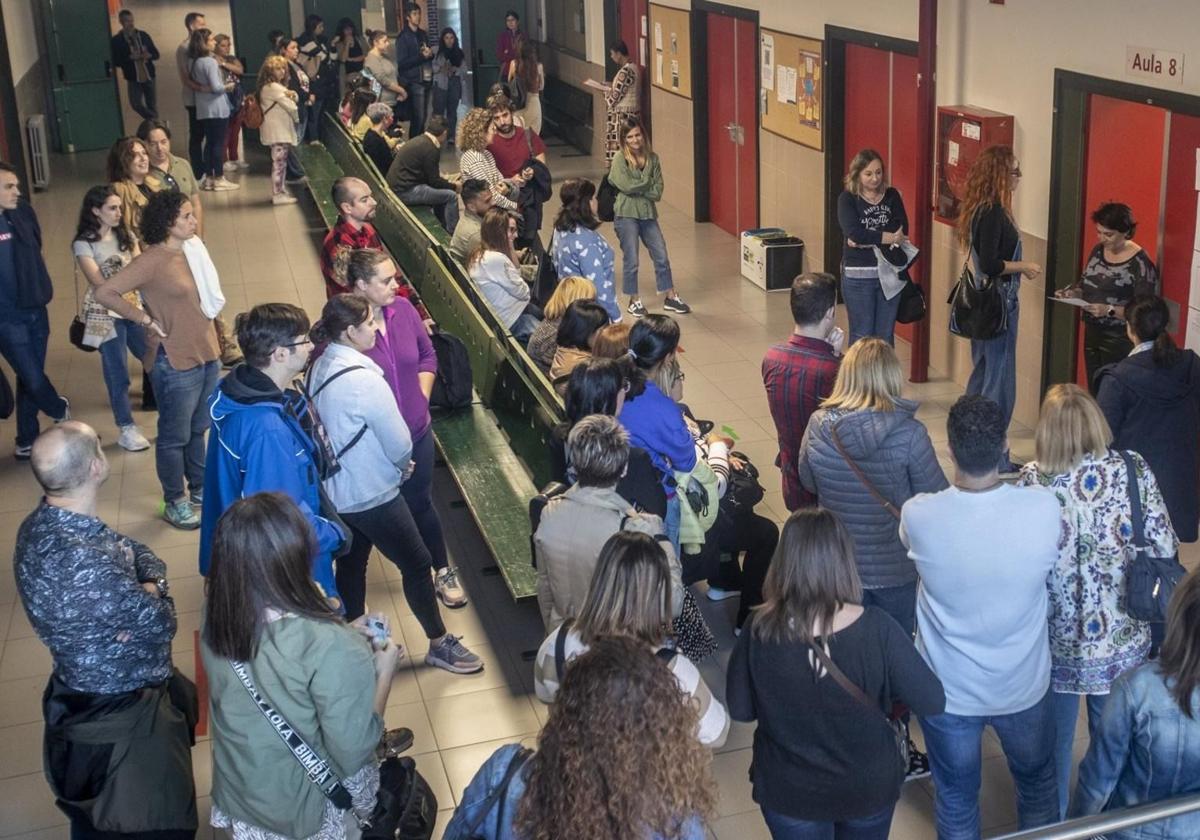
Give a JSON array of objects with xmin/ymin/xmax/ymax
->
[
  {"xmin": 1118, "ymin": 450, "xmax": 1187, "ymax": 623},
  {"xmin": 229, "ymin": 659, "xmax": 438, "ymax": 839},
  {"xmin": 596, "ymin": 175, "xmax": 617, "ymax": 223},
  {"xmin": 720, "ymin": 451, "xmax": 765, "ymax": 515},
  {"xmin": 895, "ymin": 274, "xmax": 927, "ymax": 324},
  {"xmin": 947, "ymin": 253, "xmax": 1008, "ymax": 340}
]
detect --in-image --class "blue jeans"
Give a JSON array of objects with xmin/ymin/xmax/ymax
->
[
  {"xmin": 99, "ymin": 319, "xmax": 148, "ymax": 428},
  {"xmin": 615, "ymin": 216, "xmax": 673, "ymax": 297},
  {"xmin": 0, "ymin": 308, "xmax": 68, "ymax": 447},
  {"xmin": 406, "ymin": 82, "xmax": 429, "ymax": 135},
  {"xmin": 399, "ymin": 428, "xmax": 448, "ymax": 571},
  {"xmin": 148, "ymin": 350, "xmax": 218, "ymax": 503},
  {"xmin": 842, "ymin": 274, "xmax": 900, "ymax": 347},
  {"xmin": 861, "ymin": 582, "xmax": 917, "ymax": 637},
  {"xmin": 304, "ymin": 95, "xmax": 326, "ymax": 142},
  {"xmin": 966, "ymin": 279, "xmax": 1019, "ymax": 434},
  {"xmin": 920, "ymin": 688, "xmax": 1058, "ymax": 840},
  {"xmin": 198, "ymin": 116, "xmax": 228, "ymax": 179},
  {"xmin": 126, "ymin": 79, "xmax": 157, "ymax": 120},
  {"xmin": 432, "ymin": 77, "xmax": 462, "ymax": 142},
  {"xmin": 665, "ymin": 493, "xmax": 682, "ymax": 556},
  {"xmin": 398, "ymin": 184, "xmax": 459, "ymax": 233},
  {"xmin": 762, "ymin": 804, "xmax": 895, "ymax": 840},
  {"xmin": 1053, "ymin": 691, "xmax": 1107, "ymax": 819}
]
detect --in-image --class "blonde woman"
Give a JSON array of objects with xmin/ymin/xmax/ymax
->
[
  {"xmin": 526, "ymin": 276, "xmax": 596, "ymax": 371},
  {"xmin": 257, "ymin": 55, "xmax": 300, "ymax": 205},
  {"xmin": 534, "ymin": 530, "xmax": 729, "ymax": 747},
  {"xmin": 1017, "ymin": 383, "xmax": 1178, "ymax": 818},
  {"xmin": 608, "ymin": 118, "xmax": 687, "ymax": 316},
  {"xmin": 837, "ymin": 149, "xmax": 908, "ymax": 346},
  {"xmin": 457, "ymin": 107, "xmax": 521, "ymax": 211},
  {"xmin": 798, "ymin": 338, "xmax": 946, "ymax": 639}
]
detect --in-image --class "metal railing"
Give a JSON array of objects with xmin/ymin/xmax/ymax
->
[{"xmin": 993, "ymin": 792, "xmax": 1200, "ymax": 839}]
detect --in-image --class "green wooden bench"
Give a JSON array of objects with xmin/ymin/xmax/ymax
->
[{"xmin": 296, "ymin": 134, "xmax": 547, "ymax": 601}]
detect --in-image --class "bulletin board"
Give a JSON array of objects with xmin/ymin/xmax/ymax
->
[
  {"xmin": 760, "ymin": 29, "xmax": 823, "ymax": 150},
  {"xmin": 648, "ymin": 4, "xmax": 692, "ymax": 99}
]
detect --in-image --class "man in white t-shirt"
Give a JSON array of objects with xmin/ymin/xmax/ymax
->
[{"xmin": 900, "ymin": 395, "xmax": 1061, "ymax": 840}]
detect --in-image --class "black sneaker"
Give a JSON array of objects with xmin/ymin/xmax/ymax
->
[
  {"xmin": 627, "ymin": 299, "xmax": 648, "ymax": 318},
  {"xmin": 663, "ymin": 295, "xmax": 691, "ymax": 314},
  {"xmin": 906, "ymin": 742, "xmax": 931, "ymax": 781}
]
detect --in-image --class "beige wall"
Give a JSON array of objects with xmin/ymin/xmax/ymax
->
[{"xmin": 540, "ymin": 45, "xmax": 610, "ymax": 162}]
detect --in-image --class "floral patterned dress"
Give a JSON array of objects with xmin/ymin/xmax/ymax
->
[{"xmin": 1018, "ymin": 450, "xmax": 1178, "ymax": 695}]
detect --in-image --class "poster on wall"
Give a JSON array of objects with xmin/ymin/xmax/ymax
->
[
  {"xmin": 760, "ymin": 30, "xmax": 823, "ymax": 150},
  {"xmin": 761, "ymin": 34, "xmax": 774, "ymax": 90},
  {"xmin": 797, "ymin": 44, "xmax": 822, "ymax": 131}
]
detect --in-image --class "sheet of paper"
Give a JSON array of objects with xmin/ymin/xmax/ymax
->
[
  {"xmin": 1195, "ymin": 148, "xmax": 1200, "ymax": 190},
  {"xmin": 776, "ymin": 66, "xmax": 788, "ymax": 103},
  {"xmin": 782, "ymin": 66, "xmax": 798, "ymax": 104},
  {"xmin": 656, "ymin": 54, "xmax": 664, "ymax": 84},
  {"xmin": 582, "ymin": 78, "xmax": 606, "ymax": 91},
  {"xmin": 1189, "ymin": 251, "xmax": 1200, "ymax": 309},
  {"xmin": 654, "ymin": 22, "xmax": 662, "ymax": 51},
  {"xmin": 948, "ymin": 140, "xmax": 959, "ymax": 166},
  {"xmin": 761, "ymin": 35, "xmax": 774, "ymax": 90},
  {"xmin": 1051, "ymin": 296, "xmax": 1090, "ymax": 308},
  {"xmin": 670, "ymin": 59, "xmax": 680, "ymax": 89},
  {"xmin": 1195, "ymin": 193, "xmax": 1200, "ymax": 251},
  {"xmin": 639, "ymin": 36, "xmax": 647, "ymax": 66},
  {"xmin": 641, "ymin": 14, "xmax": 647, "ymax": 37}
]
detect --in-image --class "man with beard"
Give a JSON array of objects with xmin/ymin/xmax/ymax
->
[{"xmin": 318, "ymin": 177, "xmax": 428, "ymax": 318}]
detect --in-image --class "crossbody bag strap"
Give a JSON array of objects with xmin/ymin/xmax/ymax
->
[
  {"xmin": 1117, "ymin": 449, "xmax": 1146, "ymax": 553},
  {"xmin": 830, "ymin": 422, "xmax": 901, "ymax": 520},
  {"xmin": 228, "ymin": 660, "xmax": 354, "ymax": 811},
  {"xmin": 807, "ymin": 640, "xmax": 879, "ymax": 716},
  {"xmin": 307, "ymin": 365, "xmax": 369, "ymax": 458}
]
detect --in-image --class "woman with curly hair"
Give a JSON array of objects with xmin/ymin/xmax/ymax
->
[
  {"xmin": 443, "ymin": 635, "xmax": 717, "ymax": 839},
  {"xmin": 95, "ymin": 190, "xmax": 219, "ymax": 530},
  {"xmin": 956, "ymin": 145, "xmax": 1042, "ymax": 452},
  {"xmin": 106, "ymin": 136, "xmax": 153, "ymax": 243},
  {"xmin": 457, "ymin": 107, "xmax": 521, "ymax": 210}
]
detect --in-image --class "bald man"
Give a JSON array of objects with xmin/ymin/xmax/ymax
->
[{"xmin": 15, "ymin": 422, "xmax": 198, "ymax": 836}]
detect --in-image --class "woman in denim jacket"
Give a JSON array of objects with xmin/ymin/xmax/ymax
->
[{"xmin": 1072, "ymin": 571, "xmax": 1200, "ymax": 838}]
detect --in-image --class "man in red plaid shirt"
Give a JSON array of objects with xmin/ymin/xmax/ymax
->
[
  {"xmin": 762, "ymin": 273, "xmax": 843, "ymax": 511},
  {"xmin": 320, "ymin": 177, "xmax": 430, "ymax": 320}
]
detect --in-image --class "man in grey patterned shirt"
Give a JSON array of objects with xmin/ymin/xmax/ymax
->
[{"xmin": 15, "ymin": 421, "xmax": 197, "ymax": 836}]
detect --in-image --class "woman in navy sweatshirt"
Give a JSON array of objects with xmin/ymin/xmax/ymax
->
[{"xmin": 837, "ymin": 149, "xmax": 908, "ymax": 346}]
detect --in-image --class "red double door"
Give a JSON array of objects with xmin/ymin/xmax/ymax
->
[
  {"xmin": 841, "ymin": 43, "xmax": 920, "ymax": 342},
  {"xmin": 706, "ymin": 14, "xmax": 758, "ymax": 236}
]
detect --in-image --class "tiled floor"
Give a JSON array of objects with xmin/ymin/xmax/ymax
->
[{"xmin": 2, "ymin": 27, "xmax": 1197, "ymax": 835}]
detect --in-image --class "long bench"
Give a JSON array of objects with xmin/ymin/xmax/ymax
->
[{"xmin": 297, "ymin": 136, "xmax": 557, "ymax": 602}]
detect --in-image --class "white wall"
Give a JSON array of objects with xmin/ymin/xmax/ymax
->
[{"xmin": 1, "ymin": 0, "xmax": 40, "ymax": 80}]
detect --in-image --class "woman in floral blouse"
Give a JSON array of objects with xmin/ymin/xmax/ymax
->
[{"xmin": 1018, "ymin": 383, "xmax": 1178, "ymax": 819}]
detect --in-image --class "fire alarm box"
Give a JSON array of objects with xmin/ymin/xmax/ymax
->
[{"xmin": 935, "ymin": 105, "xmax": 1015, "ymax": 225}]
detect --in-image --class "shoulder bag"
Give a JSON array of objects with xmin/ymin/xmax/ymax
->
[
  {"xmin": 807, "ymin": 641, "xmax": 907, "ymax": 774},
  {"xmin": 896, "ymin": 272, "xmax": 927, "ymax": 324},
  {"xmin": 596, "ymin": 176, "xmax": 618, "ymax": 223},
  {"xmin": 68, "ymin": 266, "xmax": 112, "ymax": 353},
  {"xmin": 830, "ymin": 422, "xmax": 901, "ymax": 520},
  {"xmin": 1118, "ymin": 450, "xmax": 1187, "ymax": 623},
  {"xmin": 229, "ymin": 659, "xmax": 438, "ymax": 840},
  {"xmin": 947, "ymin": 214, "xmax": 1009, "ymax": 340}
]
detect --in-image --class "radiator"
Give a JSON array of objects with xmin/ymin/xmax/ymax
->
[{"xmin": 26, "ymin": 115, "xmax": 49, "ymax": 189}]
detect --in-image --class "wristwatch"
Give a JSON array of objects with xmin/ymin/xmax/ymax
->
[{"xmin": 154, "ymin": 577, "xmax": 170, "ymax": 598}]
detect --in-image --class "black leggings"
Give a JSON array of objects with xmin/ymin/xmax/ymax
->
[
  {"xmin": 705, "ymin": 507, "xmax": 780, "ymax": 628},
  {"xmin": 338, "ymin": 493, "xmax": 446, "ymax": 639}
]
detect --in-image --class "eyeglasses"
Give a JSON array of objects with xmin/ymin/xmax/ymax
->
[{"xmin": 283, "ymin": 338, "xmax": 313, "ymax": 348}]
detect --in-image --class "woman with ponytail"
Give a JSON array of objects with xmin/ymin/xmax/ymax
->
[
  {"xmin": 306, "ymin": 294, "xmax": 482, "ymax": 674},
  {"xmin": 1097, "ymin": 294, "xmax": 1200, "ymax": 542}
]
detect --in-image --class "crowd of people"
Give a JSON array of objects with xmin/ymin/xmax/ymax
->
[{"xmin": 4, "ymin": 7, "xmax": 1200, "ymax": 840}]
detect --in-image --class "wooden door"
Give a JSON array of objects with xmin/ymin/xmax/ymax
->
[
  {"xmin": 43, "ymin": 0, "xmax": 123, "ymax": 152},
  {"xmin": 466, "ymin": 0, "xmax": 511, "ymax": 103},
  {"xmin": 706, "ymin": 14, "xmax": 758, "ymax": 236}
]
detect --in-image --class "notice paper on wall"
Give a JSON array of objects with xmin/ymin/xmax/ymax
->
[
  {"xmin": 761, "ymin": 34, "xmax": 774, "ymax": 90},
  {"xmin": 1189, "ymin": 252, "xmax": 1200, "ymax": 311},
  {"xmin": 654, "ymin": 22, "xmax": 662, "ymax": 52},
  {"xmin": 948, "ymin": 140, "xmax": 960, "ymax": 166},
  {"xmin": 776, "ymin": 66, "xmax": 797, "ymax": 104},
  {"xmin": 1187, "ymin": 308, "xmax": 1200, "ymax": 355},
  {"xmin": 656, "ymin": 53, "xmax": 664, "ymax": 84}
]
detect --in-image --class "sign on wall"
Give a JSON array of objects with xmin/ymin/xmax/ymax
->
[{"xmin": 1126, "ymin": 46, "xmax": 1185, "ymax": 87}]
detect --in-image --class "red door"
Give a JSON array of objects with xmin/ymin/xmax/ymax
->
[
  {"xmin": 842, "ymin": 44, "xmax": 919, "ymax": 341},
  {"xmin": 706, "ymin": 14, "xmax": 758, "ymax": 236},
  {"xmin": 617, "ymin": 0, "xmax": 651, "ymax": 136}
]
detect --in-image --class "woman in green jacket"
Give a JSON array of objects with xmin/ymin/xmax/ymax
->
[
  {"xmin": 609, "ymin": 118, "xmax": 689, "ymax": 318},
  {"xmin": 201, "ymin": 492, "xmax": 405, "ymax": 839}
]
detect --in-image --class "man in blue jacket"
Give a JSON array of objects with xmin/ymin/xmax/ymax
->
[
  {"xmin": 199, "ymin": 303, "xmax": 347, "ymax": 605},
  {"xmin": 0, "ymin": 162, "xmax": 70, "ymax": 460},
  {"xmin": 111, "ymin": 9, "xmax": 160, "ymax": 119}
]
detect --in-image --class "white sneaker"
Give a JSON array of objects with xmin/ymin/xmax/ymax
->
[
  {"xmin": 117, "ymin": 424, "xmax": 151, "ymax": 452},
  {"xmin": 234, "ymin": 160, "xmax": 250, "ymax": 170},
  {"xmin": 210, "ymin": 176, "xmax": 240, "ymax": 191},
  {"xmin": 272, "ymin": 193, "xmax": 299, "ymax": 205},
  {"xmin": 435, "ymin": 567, "xmax": 468, "ymax": 608}
]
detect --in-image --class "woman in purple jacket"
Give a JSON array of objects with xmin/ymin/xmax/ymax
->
[{"xmin": 348, "ymin": 248, "xmax": 467, "ymax": 608}]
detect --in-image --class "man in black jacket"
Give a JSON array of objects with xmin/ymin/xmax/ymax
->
[
  {"xmin": 111, "ymin": 9, "xmax": 160, "ymax": 119},
  {"xmin": 0, "ymin": 162, "xmax": 70, "ymax": 460},
  {"xmin": 385, "ymin": 114, "xmax": 460, "ymax": 233}
]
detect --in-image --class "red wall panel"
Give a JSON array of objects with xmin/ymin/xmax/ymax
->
[
  {"xmin": 891, "ymin": 54, "xmax": 918, "ymax": 343},
  {"xmin": 843, "ymin": 44, "xmax": 890, "ymax": 172}
]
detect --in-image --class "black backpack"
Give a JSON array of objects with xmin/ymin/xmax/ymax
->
[{"xmin": 429, "ymin": 328, "xmax": 474, "ymax": 410}]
